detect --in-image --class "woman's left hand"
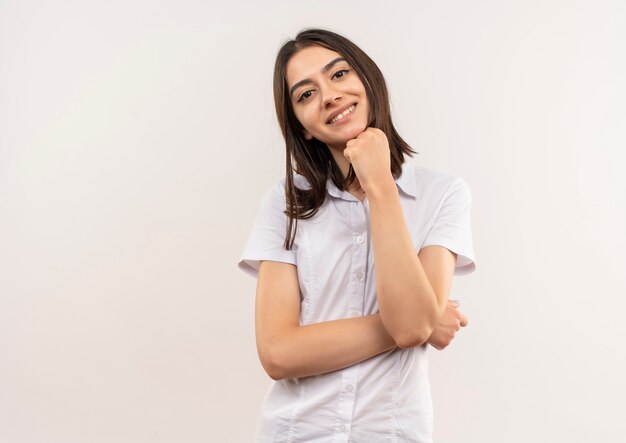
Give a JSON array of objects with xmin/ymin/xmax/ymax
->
[
  {"xmin": 343, "ymin": 128, "xmax": 393, "ymax": 193},
  {"xmin": 427, "ymin": 300, "xmax": 469, "ymax": 351}
]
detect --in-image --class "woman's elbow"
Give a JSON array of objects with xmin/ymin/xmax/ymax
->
[
  {"xmin": 263, "ymin": 363, "xmax": 287, "ymax": 381},
  {"xmin": 393, "ymin": 328, "xmax": 432, "ymax": 349},
  {"xmin": 259, "ymin": 355, "xmax": 282, "ymax": 380},
  {"xmin": 384, "ymin": 310, "xmax": 440, "ymax": 349},
  {"xmin": 258, "ymin": 344, "xmax": 291, "ymax": 380}
]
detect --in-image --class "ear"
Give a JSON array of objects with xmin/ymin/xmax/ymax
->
[{"xmin": 303, "ymin": 129, "xmax": 313, "ymax": 140}]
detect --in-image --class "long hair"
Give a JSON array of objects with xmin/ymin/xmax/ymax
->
[{"xmin": 273, "ymin": 28, "xmax": 418, "ymax": 249}]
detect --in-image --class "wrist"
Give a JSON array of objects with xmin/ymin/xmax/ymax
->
[{"xmin": 364, "ymin": 175, "xmax": 397, "ymax": 201}]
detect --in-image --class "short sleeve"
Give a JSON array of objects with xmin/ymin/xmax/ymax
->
[
  {"xmin": 238, "ymin": 182, "xmax": 297, "ymax": 279},
  {"xmin": 421, "ymin": 177, "xmax": 476, "ymax": 275}
]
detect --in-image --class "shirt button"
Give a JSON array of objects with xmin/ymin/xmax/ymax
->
[
  {"xmin": 355, "ymin": 271, "xmax": 364, "ymax": 280},
  {"xmin": 356, "ymin": 236, "xmax": 364, "ymax": 244},
  {"xmin": 346, "ymin": 384, "xmax": 354, "ymax": 392},
  {"xmin": 339, "ymin": 424, "xmax": 347, "ymax": 432}
]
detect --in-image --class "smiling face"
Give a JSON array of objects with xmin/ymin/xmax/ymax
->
[{"xmin": 286, "ymin": 45, "xmax": 370, "ymax": 153}]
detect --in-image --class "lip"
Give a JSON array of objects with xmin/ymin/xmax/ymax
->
[{"xmin": 326, "ymin": 103, "xmax": 357, "ymax": 124}]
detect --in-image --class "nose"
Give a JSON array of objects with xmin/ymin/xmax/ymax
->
[{"xmin": 321, "ymin": 83, "xmax": 341, "ymax": 108}]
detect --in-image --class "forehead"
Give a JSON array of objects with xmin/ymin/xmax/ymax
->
[{"xmin": 286, "ymin": 46, "xmax": 345, "ymax": 87}]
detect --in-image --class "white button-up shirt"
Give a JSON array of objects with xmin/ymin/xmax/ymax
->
[{"xmin": 239, "ymin": 159, "xmax": 476, "ymax": 443}]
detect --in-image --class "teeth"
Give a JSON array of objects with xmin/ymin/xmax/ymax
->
[{"xmin": 329, "ymin": 105, "xmax": 356, "ymax": 124}]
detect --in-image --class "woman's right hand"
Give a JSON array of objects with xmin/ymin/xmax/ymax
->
[{"xmin": 426, "ymin": 300, "xmax": 469, "ymax": 350}]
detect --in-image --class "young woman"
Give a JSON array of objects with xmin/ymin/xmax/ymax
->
[{"xmin": 239, "ymin": 28, "xmax": 476, "ymax": 443}]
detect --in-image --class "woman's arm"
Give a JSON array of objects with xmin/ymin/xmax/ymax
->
[
  {"xmin": 342, "ymin": 128, "xmax": 457, "ymax": 349},
  {"xmin": 368, "ymin": 184, "xmax": 457, "ymax": 348},
  {"xmin": 255, "ymin": 260, "xmax": 397, "ymax": 380}
]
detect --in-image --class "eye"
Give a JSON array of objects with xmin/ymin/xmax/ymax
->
[
  {"xmin": 296, "ymin": 70, "xmax": 350, "ymax": 103},
  {"xmin": 333, "ymin": 69, "xmax": 350, "ymax": 79},
  {"xmin": 298, "ymin": 90, "xmax": 313, "ymax": 102}
]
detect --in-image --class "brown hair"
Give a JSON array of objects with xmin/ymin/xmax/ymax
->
[{"xmin": 273, "ymin": 28, "xmax": 418, "ymax": 249}]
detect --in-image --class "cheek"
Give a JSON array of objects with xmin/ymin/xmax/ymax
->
[
  {"xmin": 359, "ymin": 98, "xmax": 371, "ymax": 122},
  {"xmin": 298, "ymin": 109, "xmax": 318, "ymax": 130},
  {"xmin": 349, "ymin": 77, "xmax": 367, "ymax": 94}
]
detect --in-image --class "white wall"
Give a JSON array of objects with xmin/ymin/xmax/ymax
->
[{"xmin": 1, "ymin": 1, "xmax": 625, "ymax": 442}]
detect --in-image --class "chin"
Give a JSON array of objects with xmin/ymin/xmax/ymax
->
[
  {"xmin": 344, "ymin": 123, "xmax": 367, "ymax": 140},
  {"xmin": 317, "ymin": 122, "xmax": 368, "ymax": 148}
]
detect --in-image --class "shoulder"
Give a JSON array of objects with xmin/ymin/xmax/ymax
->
[
  {"xmin": 258, "ymin": 179, "xmax": 285, "ymax": 215},
  {"xmin": 259, "ymin": 173, "xmax": 312, "ymax": 209}
]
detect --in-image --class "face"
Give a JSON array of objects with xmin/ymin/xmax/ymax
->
[{"xmin": 286, "ymin": 45, "xmax": 370, "ymax": 152}]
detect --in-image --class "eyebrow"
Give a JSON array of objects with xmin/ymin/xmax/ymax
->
[{"xmin": 289, "ymin": 57, "xmax": 347, "ymax": 99}]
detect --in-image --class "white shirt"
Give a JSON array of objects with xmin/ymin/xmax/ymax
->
[{"xmin": 238, "ymin": 159, "xmax": 476, "ymax": 443}]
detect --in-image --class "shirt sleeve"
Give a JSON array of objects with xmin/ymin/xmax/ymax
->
[
  {"xmin": 421, "ymin": 177, "xmax": 476, "ymax": 275},
  {"xmin": 238, "ymin": 182, "xmax": 298, "ymax": 279}
]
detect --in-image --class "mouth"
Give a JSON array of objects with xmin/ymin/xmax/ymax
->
[{"xmin": 327, "ymin": 104, "xmax": 357, "ymax": 125}]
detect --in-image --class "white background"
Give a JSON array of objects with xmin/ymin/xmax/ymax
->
[{"xmin": 1, "ymin": 1, "xmax": 625, "ymax": 442}]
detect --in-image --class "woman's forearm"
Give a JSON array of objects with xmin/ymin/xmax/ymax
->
[
  {"xmin": 266, "ymin": 313, "xmax": 396, "ymax": 380},
  {"xmin": 367, "ymin": 178, "xmax": 445, "ymax": 348}
]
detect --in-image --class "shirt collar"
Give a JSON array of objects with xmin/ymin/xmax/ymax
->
[{"xmin": 326, "ymin": 160, "xmax": 418, "ymax": 201}]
